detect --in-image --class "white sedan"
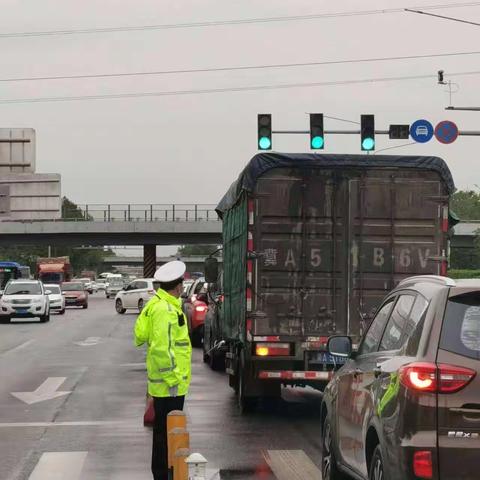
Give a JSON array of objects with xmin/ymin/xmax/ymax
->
[
  {"xmin": 44, "ymin": 284, "xmax": 66, "ymax": 315},
  {"xmin": 114, "ymin": 278, "xmax": 157, "ymax": 314}
]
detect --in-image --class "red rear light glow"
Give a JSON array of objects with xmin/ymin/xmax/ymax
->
[
  {"xmin": 400, "ymin": 363, "xmax": 437, "ymax": 392},
  {"xmin": 255, "ymin": 342, "xmax": 290, "ymax": 357},
  {"xmin": 195, "ymin": 305, "xmax": 207, "ymax": 312},
  {"xmin": 413, "ymin": 451, "xmax": 433, "ymax": 479},
  {"xmin": 400, "ymin": 362, "xmax": 476, "ymax": 394}
]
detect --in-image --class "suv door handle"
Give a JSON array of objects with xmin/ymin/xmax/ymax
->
[{"xmin": 451, "ymin": 406, "xmax": 480, "ymax": 414}]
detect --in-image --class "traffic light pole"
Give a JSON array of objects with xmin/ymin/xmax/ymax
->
[{"xmin": 272, "ymin": 129, "xmax": 480, "ymax": 136}]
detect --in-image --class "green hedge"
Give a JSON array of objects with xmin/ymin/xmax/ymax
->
[{"xmin": 448, "ymin": 269, "xmax": 480, "ymax": 279}]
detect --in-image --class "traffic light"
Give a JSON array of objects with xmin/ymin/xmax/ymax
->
[
  {"xmin": 309, "ymin": 113, "xmax": 324, "ymax": 149},
  {"xmin": 257, "ymin": 114, "xmax": 272, "ymax": 150},
  {"xmin": 389, "ymin": 124, "xmax": 410, "ymax": 139},
  {"xmin": 361, "ymin": 114, "xmax": 375, "ymax": 151}
]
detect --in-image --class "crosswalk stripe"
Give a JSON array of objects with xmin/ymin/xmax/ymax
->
[
  {"xmin": 28, "ymin": 452, "xmax": 87, "ymax": 480},
  {"xmin": 264, "ymin": 450, "xmax": 321, "ymax": 480}
]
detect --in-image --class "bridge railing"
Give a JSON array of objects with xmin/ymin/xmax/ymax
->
[{"xmin": 61, "ymin": 204, "xmax": 220, "ymax": 222}]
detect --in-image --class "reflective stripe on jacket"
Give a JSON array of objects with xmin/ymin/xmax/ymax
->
[{"xmin": 134, "ymin": 289, "xmax": 192, "ymax": 398}]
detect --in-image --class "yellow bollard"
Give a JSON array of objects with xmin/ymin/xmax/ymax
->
[
  {"xmin": 168, "ymin": 427, "xmax": 189, "ymax": 470},
  {"xmin": 173, "ymin": 448, "xmax": 190, "ymax": 480},
  {"xmin": 167, "ymin": 411, "xmax": 187, "ymax": 468}
]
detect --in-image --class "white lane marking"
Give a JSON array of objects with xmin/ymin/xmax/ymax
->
[
  {"xmin": 28, "ymin": 451, "xmax": 87, "ymax": 480},
  {"xmin": 0, "ymin": 420, "xmax": 128, "ymax": 427},
  {"xmin": 11, "ymin": 377, "xmax": 71, "ymax": 405},
  {"xmin": 74, "ymin": 336, "xmax": 102, "ymax": 346},
  {"xmin": 118, "ymin": 362, "xmax": 145, "ymax": 368},
  {"xmin": 2, "ymin": 339, "xmax": 35, "ymax": 355},
  {"xmin": 265, "ymin": 450, "xmax": 321, "ymax": 480}
]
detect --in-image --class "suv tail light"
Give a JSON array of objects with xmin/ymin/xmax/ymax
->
[
  {"xmin": 413, "ymin": 451, "xmax": 433, "ymax": 479},
  {"xmin": 255, "ymin": 342, "xmax": 291, "ymax": 357},
  {"xmin": 400, "ymin": 362, "xmax": 476, "ymax": 393}
]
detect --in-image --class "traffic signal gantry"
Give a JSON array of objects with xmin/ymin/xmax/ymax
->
[{"xmin": 256, "ymin": 114, "xmax": 475, "ymax": 151}]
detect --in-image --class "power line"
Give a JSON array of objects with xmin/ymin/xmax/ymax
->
[
  {"xmin": 405, "ymin": 8, "xmax": 480, "ymax": 25},
  {"xmin": 1, "ymin": 50, "xmax": 479, "ymax": 83},
  {"xmin": 2, "ymin": 70, "xmax": 480, "ymax": 105},
  {"xmin": 1, "ymin": 2, "xmax": 479, "ymax": 38}
]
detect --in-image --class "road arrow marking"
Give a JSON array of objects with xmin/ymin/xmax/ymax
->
[
  {"xmin": 2, "ymin": 339, "xmax": 35, "ymax": 356},
  {"xmin": 28, "ymin": 451, "xmax": 87, "ymax": 480},
  {"xmin": 74, "ymin": 336, "xmax": 101, "ymax": 346},
  {"xmin": 11, "ymin": 377, "xmax": 71, "ymax": 405}
]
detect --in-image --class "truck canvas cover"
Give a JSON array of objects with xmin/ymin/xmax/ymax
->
[{"xmin": 217, "ymin": 153, "xmax": 455, "ymax": 341}]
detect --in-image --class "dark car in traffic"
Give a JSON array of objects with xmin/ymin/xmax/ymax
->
[
  {"xmin": 321, "ymin": 275, "xmax": 479, "ymax": 480},
  {"xmin": 61, "ymin": 281, "xmax": 89, "ymax": 309}
]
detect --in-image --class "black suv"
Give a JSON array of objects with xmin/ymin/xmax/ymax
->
[{"xmin": 321, "ymin": 275, "xmax": 480, "ymax": 480}]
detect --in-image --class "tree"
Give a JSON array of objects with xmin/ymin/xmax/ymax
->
[
  {"xmin": 449, "ymin": 190, "xmax": 480, "ymax": 269},
  {"xmin": 451, "ymin": 190, "xmax": 480, "ymax": 221},
  {"xmin": 176, "ymin": 244, "xmax": 221, "ymax": 257}
]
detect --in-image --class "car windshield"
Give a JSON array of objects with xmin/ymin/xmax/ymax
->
[
  {"xmin": 46, "ymin": 285, "xmax": 61, "ymax": 294},
  {"xmin": 109, "ymin": 279, "xmax": 123, "ymax": 286},
  {"xmin": 61, "ymin": 283, "xmax": 84, "ymax": 291},
  {"xmin": 4, "ymin": 282, "xmax": 42, "ymax": 295}
]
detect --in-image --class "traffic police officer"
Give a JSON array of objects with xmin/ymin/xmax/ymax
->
[{"xmin": 134, "ymin": 260, "xmax": 192, "ymax": 480}]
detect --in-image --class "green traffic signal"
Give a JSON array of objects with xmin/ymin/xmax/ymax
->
[
  {"xmin": 259, "ymin": 136, "xmax": 272, "ymax": 150},
  {"xmin": 361, "ymin": 114, "xmax": 375, "ymax": 151},
  {"xmin": 311, "ymin": 136, "xmax": 324, "ymax": 149},
  {"xmin": 257, "ymin": 114, "xmax": 272, "ymax": 150},
  {"xmin": 362, "ymin": 137, "xmax": 375, "ymax": 151},
  {"xmin": 310, "ymin": 113, "xmax": 324, "ymax": 150}
]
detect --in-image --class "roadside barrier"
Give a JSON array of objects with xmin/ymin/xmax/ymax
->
[{"xmin": 167, "ymin": 410, "xmax": 209, "ymax": 480}]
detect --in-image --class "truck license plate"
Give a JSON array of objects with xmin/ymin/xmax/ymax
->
[{"xmin": 311, "ymin": 352, "xmax": 348, "ymax": 365}]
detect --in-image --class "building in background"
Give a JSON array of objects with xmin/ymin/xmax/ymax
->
[{"xmin": 0, "ymin": 129, "xmax": 61, "ymax": 221}]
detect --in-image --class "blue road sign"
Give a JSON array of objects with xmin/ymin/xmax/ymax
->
[
  {"xmin": 410, "ymin": 119, "xmax": 434, "ymax": 143},
  {"xmin": 435, "ymin": 120, "xmax": 458, "ymax": 144}
]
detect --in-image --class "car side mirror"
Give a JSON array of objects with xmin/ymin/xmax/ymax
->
[
  {"xmin": 45, "ymin": 290, "xmax": 52, "ymax": 295},
  {"xmin": 327, "ymin": 335, "xmax": 352, "ymax": 358},
  {"xmin": 204, "ymin": 258, "xmax": 219, "ymax": 283}
]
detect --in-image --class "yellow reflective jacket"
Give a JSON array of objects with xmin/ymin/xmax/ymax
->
[{"xmin": 134, "ymin": 289, "xmax": 192, "ymax": 398}]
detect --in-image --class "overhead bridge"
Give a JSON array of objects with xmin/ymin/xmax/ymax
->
[
  {"xmin": 0, "ymin": 204, "xmax": 222, "ymax": 277},
  {"xmin": 0, "ymin": 220, "xmax": 222, "ymax": 247}
]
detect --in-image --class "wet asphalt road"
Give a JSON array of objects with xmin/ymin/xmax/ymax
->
[{"xmin": 0, "ymin": 294, "xmax": 323, "ymax": 480}]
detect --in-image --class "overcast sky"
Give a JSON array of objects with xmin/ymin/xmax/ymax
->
[{"xmin": 1, "ymin": 0, "xmax": 480, "ymax": 209}]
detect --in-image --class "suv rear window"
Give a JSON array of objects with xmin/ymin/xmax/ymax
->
[{"xmin": 440, "ymin": 293, "xmax": 480, "ymax": 360}]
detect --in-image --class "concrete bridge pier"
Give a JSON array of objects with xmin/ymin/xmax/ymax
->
[{"xmin": 143, "ymin": 244, "xmax": 157, "ymax": 278}]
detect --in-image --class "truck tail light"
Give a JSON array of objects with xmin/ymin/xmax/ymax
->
[
  {"xmin": 413, "ymin": 451, "xmax": 433, "ymax": 479},
  {"xmin": 400, "ymin": 362, "xmax": 476, "ymax": 393},
  {"xmin": 255, "ymin": 342, "xmax": 290, "ymax": 357},
  {"xmin": 195, "ymin": 305, "xmax": 207, "ymax": 312}
]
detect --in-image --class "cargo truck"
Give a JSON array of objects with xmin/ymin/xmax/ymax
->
[
  {"xmin": 36, "ymin": 257, "xmax": 72, "ymax": 284},
  {"xmin": 203, "ymin": 153, "xmax": 455, "ymax": 412}
]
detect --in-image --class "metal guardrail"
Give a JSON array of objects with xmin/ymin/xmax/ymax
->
[{"xmin": 61, "ymin": 204, "xmax": 219, "ymax": 222}]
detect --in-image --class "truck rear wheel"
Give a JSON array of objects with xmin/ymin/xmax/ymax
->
[
  {"xmin": 209, "ymin": 345, "xmax": 225, "ymax": 371},
  {"xmin": 238, "ymin": 351, "xmax": 257, "ymax": 414}
]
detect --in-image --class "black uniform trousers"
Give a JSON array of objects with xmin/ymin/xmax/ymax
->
[{"xmin": 152, "ymin": 395, "xmax": 185, "ymax": 480}]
